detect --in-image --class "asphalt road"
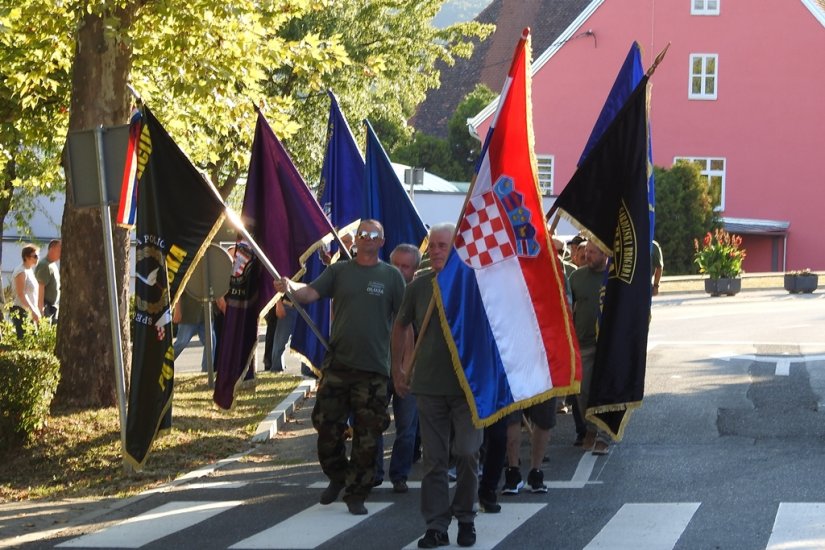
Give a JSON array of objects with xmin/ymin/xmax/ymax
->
[{"xmin": 14, "ymin": 289, "xmax": 825, "ymax": 549}]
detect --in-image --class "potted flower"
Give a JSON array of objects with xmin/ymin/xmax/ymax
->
[
  {"xmin": 694, "ymin": 229, "xmax": 746, "ymax": 296},
  {"xmin": 784, "ymin": 269, "xmax": 818, "ymax": 294}
]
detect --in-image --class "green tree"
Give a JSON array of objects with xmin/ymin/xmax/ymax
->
[
  {"xmin": 0, "ymin": 3, "xmax": 73, "ymax": 261},
  {"xmin": 447, "ymin": 83, "xmax": 496, "ymax": 179},
  {"xmin": 654, "ymin": 161, "xmax": 719, "ymax": 275},
  {"xmin": 390, "ymin": 83, "xmax": 497, "ymax": 182},
  {"xmin": 393, "ymin": 132, "xmax": 463, "ymax": 181},
  {"xmin": 2, "ymin": 0, "xmax": 490, "ymax": 408},
  {"xmin": 269, "ymin": 0, "xmax": 493, "ymax": 183}
]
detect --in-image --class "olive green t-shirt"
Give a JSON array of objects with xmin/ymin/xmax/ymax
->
[
  {"xmin": 310, "ymin": 260, "xmax": 404, "ymax": 376},
  {"xmin": 569, "ymin": 266, "xmax": 607, "ymax": 348},
  {"xmin": 398, "ymin": 270, "xmax": 463, "ymax": 397},
  {"xmin": 34, "ymin": 258, "xmax": 60, "ymax": 306}
]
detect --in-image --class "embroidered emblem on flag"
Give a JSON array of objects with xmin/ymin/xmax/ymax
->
[
  {"xmin": 493, "ymin": 176, "xmax": 540, "ymax": 258},
  {"xmin": 455, "ymin": 191, "xmax": 514, "ymax": 269}
]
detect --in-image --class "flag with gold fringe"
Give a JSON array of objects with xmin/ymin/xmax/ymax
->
[
  {"xmin": 551, "ymin": 42, "xmax": 655, "ymax": 441},
  {"xmin": 125, "ymin": 106, "xmax": 226, "ymax": 468},
  {"xmin": 435, "ymin": 29, "xmax": 581, "ymax": 427}
]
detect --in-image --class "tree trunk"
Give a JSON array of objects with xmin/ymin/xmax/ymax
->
[{"xmin": 54, "ymin": 8, "xmax": 136, "ymax": 408}]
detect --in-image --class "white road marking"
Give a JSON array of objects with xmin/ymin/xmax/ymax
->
[
  {"xmin": 180, "ymin": 481, "xmax": 249, "ymax": 490},
  {"xmin": 767, "ymin": 502, "xmax": 825, "ymax": 549},
  {"xmin": 307, "ymin": 481, "xmax": 439, "ymax": 490},
  {"xmin": 229, "ymin": 502, "xmax": 392, "ymax": 549},
  {"xmin": 401, "ymin": 503, "xmax": 545, "ymax": 550},
  {"xmin": 584, "ymin": 502, "xmax": 700, "ymax": 549},
  {"xmin": 56, "ymin": 500, "xmax": 243, "ymax": 548},
  {"xmin": 775, "ymin": 359, "xmax": 791, "ymax": 376}
]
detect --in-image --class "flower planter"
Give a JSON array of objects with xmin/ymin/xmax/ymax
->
[
  {"xmin": 784, "ymin": 274, "xmax": 818, "ymax": 294},
  {"xmin": 704, "ymin": 277, "xmax": 741, "ymax": 297}
]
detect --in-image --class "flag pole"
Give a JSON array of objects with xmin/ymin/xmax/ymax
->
[
  {"xmin": 223, "ymin": 209, "xmax": 330, "ymax": 350},
  {"xmin": 645, "ymin": 42, "xmax": 671, "ymax": 78}
]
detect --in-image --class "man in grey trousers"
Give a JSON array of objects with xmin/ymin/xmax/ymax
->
[{"xmin": 391, "ymin": 223, "xmax": 483, "ymax": 548}]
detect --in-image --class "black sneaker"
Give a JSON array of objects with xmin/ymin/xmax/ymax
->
[
  {"xmin": 457, "ymin": 522, "xmax": 476, "ymax": 547},
  {"xmin": 392, "ymin": 480, "xmax": 409, "ymax": 493},
  {"xmin": 319, "ymin": 480, "xmax": 345, "ymax": 504},
  {"xmin": 501, "ymin": 466, "xmax": 523, "ymax": 495},
  {"xmin": 417, "ymin": 529, "xmax": 449, "ymax": 548},
  {"xmin": 478, "ymin": 488, "xmax": 501, "ymax": 513},
  {"xmin": 527, "ymin": 468, "xmax": 548, "ymax": 493}
]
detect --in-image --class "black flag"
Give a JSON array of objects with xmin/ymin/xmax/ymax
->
[
  {"xmin": 124, "ymin": 107, "xmax": 225, "ymax": 468},
  {"xmin": 553, "ymin": 76, "xmax": 653, "ymax": 441}
]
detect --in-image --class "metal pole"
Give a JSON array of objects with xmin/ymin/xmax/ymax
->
[{"xmin": 94, "ymin": 126, "xmax": 128, "ymax": 463}]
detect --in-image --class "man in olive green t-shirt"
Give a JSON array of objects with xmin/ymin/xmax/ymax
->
[
  {"xmin": 34, "ymin": 239, "xmax": 61, "ymax": 322},
  {"xmin": 569, "ymin": 241, "xmax": 610, "ymax": 455},
  {"xmin": 391, "ymin": 223, "xmax": 482, "ymax": 549},
  {"xmin": 274, "ymin": 219, "xmax": 404, "ymax": 516}
]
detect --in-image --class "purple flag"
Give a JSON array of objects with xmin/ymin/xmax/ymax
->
[{"xmin": 213, "ymin": 112, "xmax": 334, "ymax": 409}]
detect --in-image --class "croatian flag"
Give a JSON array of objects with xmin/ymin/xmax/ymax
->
[
  {"xmin": 435, "ymin": 29, "xmax": 581, "ymax": 427},
  {"xmin": 116, "ymin": 108, "xmax": 142, "ymax": 228}
]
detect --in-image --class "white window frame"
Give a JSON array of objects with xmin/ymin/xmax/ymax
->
[
  {"xmin": 674, "ymin": 156, "xmax": 727, "ymax": 211},
  {"xmin": 535, "ymin": 154, "xmax": 554, "ymax": 195},
  {"xmin": 689, "ymin": 53, "xmax": 718, "ymax": 100},
  {"xmin": 691, "ymin": 0, "xmax": 720, "ymax": 15}
]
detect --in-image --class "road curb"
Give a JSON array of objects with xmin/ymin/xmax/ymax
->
[{"xmin": 252, "ymin": 378, "xmax": 316, "ymax": 443}]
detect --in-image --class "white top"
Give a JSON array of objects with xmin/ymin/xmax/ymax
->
[{"xmin": 12, "ymin": 263, "xmax": 39, "ymax": 311}]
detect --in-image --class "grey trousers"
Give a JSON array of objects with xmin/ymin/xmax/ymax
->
[{"xmin": 416, "ymin": 393, "xmax": 483, "ymax": 531}]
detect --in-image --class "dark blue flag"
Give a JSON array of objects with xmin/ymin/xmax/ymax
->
[
  {"xmin": 213, "ymin": 111, "xmax": 334, "ymax": 409},
  {"xmin": 290, "ymin": 92, "xmax": 364, "ymax": 375},
  {"xmin": 578, "ymin": 42, "xmax": 645, "ymax": 166},
  {"xmin": 363, "ymin": 119, "xmax": 428, "ymax": 258},
  {"xmin": 552, "ymin": 46, "xmax": 655, "ymax": 441}
]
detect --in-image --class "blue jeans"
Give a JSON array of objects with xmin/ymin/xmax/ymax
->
[
  {"xmin": 271, "ymin": 306, "xmax": 297, "ymax": 371},
  {"xmin": 173, "ymin": 322, "xmax": 214, "ymax": 372},
  {"xmin": 389, "ymin": 390, "xmax": 419, "ymax": 483},
  {"xmin": 375, "ymin": 385, "xmax": 419, "ymax": 483}
]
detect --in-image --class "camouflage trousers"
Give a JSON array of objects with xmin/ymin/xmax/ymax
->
[{"xmin": 312, "ymin": 362, "xmax": 390, "ymax": 501}]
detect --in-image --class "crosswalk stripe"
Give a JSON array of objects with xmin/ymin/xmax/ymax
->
[
  {"xmin": 56, "ymin": 500, "xmax": 243, "ymax": 548},
  {"xmin": 229, "ymin": 502, "xmax": 392, "ymax": 549},
  {"xmin": 767, "ymin": 502, "xmax": 825, "ymax": 549},
  {"xmin": 401, "ymin": 503, "xmax": 545, "ymax": 550},
  {"xmin": 584, "ymin": 502, "xmax": 700, "ymax": 550},
  {"xmin": 307, "ymin": 481, "xmax": 452, "ymax": 490},
  {"xmin": 182, "ymin": 481, "xmax": 249, "ymax": 490}
]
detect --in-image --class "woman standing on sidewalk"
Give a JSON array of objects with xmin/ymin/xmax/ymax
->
[{"xmin": 11, "ymin": 244, "xmax": 41, "ymax": 338}]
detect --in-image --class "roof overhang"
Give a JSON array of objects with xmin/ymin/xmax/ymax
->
[{"xmin": 722, "ymin": 216, "xmax": 790, "ymax": 236}]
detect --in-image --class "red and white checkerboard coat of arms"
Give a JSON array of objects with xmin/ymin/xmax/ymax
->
[{"xmin": 455, "ymin": 191, "xmax": 515, "ymax": 269}]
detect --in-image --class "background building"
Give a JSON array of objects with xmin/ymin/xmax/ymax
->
[{"xmin": 467, "ymin": 0, "xmax": 825, "ymax": 271}]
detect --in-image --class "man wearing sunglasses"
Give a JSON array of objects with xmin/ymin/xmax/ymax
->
[{"xmin": 274, "ymin": 219, "xmax": 405, "ymax": 516}]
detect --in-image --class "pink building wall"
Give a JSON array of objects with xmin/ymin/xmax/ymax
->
[{"xmin": 473, "ymin": 0, "xmax": 825, "ymax": 271}]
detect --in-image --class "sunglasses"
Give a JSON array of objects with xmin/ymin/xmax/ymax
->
[{"xmin": 356, "ymin": 230, "xmax": 381, "ymax": 241}]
